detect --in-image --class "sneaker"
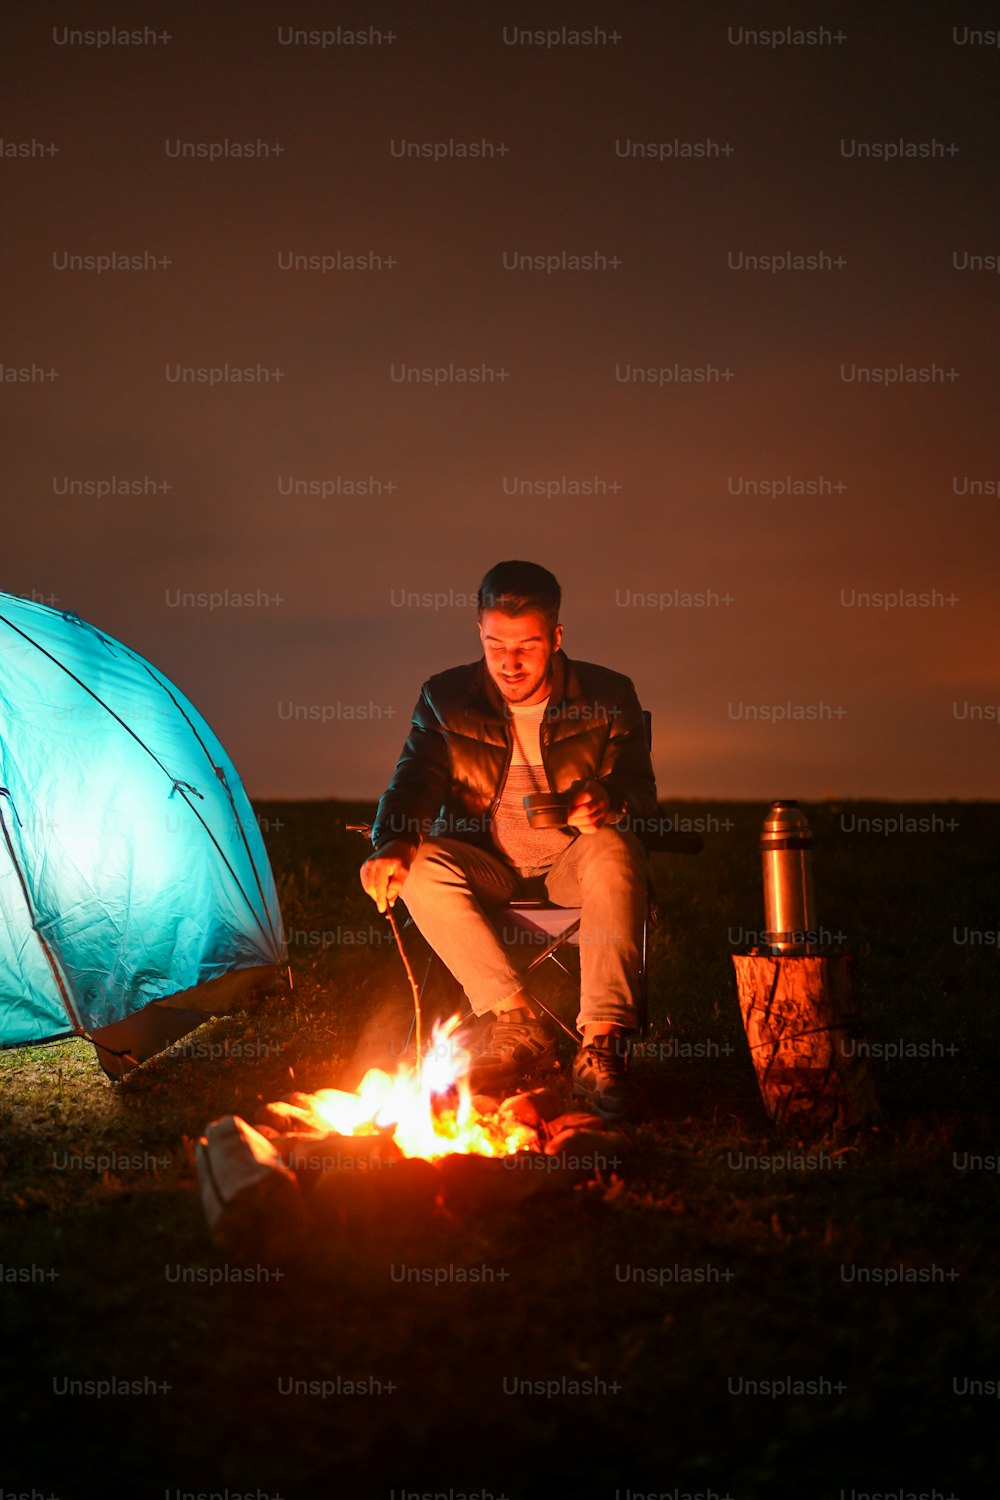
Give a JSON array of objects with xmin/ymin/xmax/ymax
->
[
  {"xmin": 571, "ymin": 1034, "xmax": 634, "ymax": 1119},
  {"xmin": 466, "ymin": 1016, "xmax": 558, "ymax": 1094}
]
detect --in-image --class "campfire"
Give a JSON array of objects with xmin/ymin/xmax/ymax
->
[
  {"xmin": 255, "ymin": 1014, "xmax": 540, "ymax": 1161},
  {"xmin": 195, "ymin": 1010, "xmax": 630, "ymax": 1258}
]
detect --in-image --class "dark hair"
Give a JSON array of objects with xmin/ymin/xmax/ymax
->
[{"xmin": 477, "ymin": 561, "xmax": 561, "ymax": 632}]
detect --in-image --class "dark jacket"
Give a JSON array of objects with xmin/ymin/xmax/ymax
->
[{"xmin": 372, "ymin": 649, "xmax": 658, "ymax": 853}]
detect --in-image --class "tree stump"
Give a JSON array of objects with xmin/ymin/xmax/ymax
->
[{"xmin": 731, "ymin": 952, "xmax": 879, "ymax": 1132}]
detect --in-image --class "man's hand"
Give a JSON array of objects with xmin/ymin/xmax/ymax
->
[
  {"xmin": 566, "ymin": 780, "xmax": 613, "ymax": 835},
  {"xmin": 360, "ymin": 839, "xmax": 416, "ymax": 913}
]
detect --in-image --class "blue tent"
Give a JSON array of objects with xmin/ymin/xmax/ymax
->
[{"xmin": 0, "ymin": 593, "xmax": 286, "ymax": 1078}]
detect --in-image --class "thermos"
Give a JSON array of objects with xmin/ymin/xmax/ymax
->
[{"xmin": 760, "ymin": 800, "xmax": 816, "ymax": 954}]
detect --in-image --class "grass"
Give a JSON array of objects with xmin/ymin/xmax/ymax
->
[{"xmin": 2, "ymin": 799, "xmax": 999, "ymax": 1499}]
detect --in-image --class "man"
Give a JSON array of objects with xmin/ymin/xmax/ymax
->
[{"xmin": 359, "ymin": 560, "xmax": 658, "ymax": 1117}]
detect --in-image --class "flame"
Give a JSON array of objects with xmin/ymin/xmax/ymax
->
[{"xmin": 292, "ymin": 1015, "xmax": 539, "ymax": 1161}]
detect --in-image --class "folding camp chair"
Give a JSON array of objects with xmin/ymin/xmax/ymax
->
[{"xmin": 349, "ymin": 712, "xmax": 702, "ymax": 1043}]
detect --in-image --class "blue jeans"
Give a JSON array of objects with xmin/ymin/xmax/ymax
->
[{"xmin": 400, "ymin": 827, "xmax": 647, "ymax": 1029}]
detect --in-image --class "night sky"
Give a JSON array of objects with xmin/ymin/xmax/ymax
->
[{"xmin": 4, "ymin": 2, "xmax": 998, "ymax": 799}]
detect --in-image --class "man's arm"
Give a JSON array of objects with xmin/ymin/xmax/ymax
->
[
  {"xmin": 361, "ymin": 686, "xmax": 451, "ymax": 911},
  {"xmin": 565, "ymin": 680, "xmax": 658, "ymax": 834},
  {"xmin": 370, "ymin": 685, "xmax": 450, "ymax": 852}
]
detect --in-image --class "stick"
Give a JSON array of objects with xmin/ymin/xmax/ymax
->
[{"xmin": 385, "ymin": 903, "xmax": 423, "ymax": 1085}]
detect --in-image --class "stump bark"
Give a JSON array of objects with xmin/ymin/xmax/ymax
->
[{"xmin": 731, "ymin": 952, "xmax": 879, "ymax": 1132}]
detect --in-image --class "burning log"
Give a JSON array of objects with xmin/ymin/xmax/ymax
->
[
  {"xmin": 731, "ymin": 952, "xmax": 880, "ymax": 1132},
  {"xmin": 497, "ymin": 1083, "xmax": 567, "ymax": 1132},
  {"xmin": 439, "ymin": 1092, "xmax": 633, "ymax": 1205},
  {"xmin": 254, "ymin": 1093, "xmax": 333, "ymax": 1136},
  {"xmin": 500, "ymin": 1091, "xmax": 632, "ymax": 1166},
  {"xmin": 435, "ymin": 1128, "xmax": 628, "ymax": 1212},
  {"xmin": 278, "ymin": 1130, "xmax": 403, "ymax": 1186}
]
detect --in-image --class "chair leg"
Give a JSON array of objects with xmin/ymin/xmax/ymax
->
[{"xmin": 517, "ymin": 920, "xmax": 582, "ymax": 978}]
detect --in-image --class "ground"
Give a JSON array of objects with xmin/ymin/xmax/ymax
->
[{"xmin": 2, "ymin": 800, "xmax": 998, "ymax": 1499}]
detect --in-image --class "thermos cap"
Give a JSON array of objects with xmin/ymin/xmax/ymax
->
[{"xmin": 761, "ymin": 799, "xmax": 813, "ymax": 847}]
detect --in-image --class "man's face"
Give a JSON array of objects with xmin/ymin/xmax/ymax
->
[{"xmin": 478, "ymin": 608, "xmax": 563, "ymax": 706}]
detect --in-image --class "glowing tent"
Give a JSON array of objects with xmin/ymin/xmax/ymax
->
[{"xmin": 0, "ymin": 593, "xmax": 286, "ymax": 1078}]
